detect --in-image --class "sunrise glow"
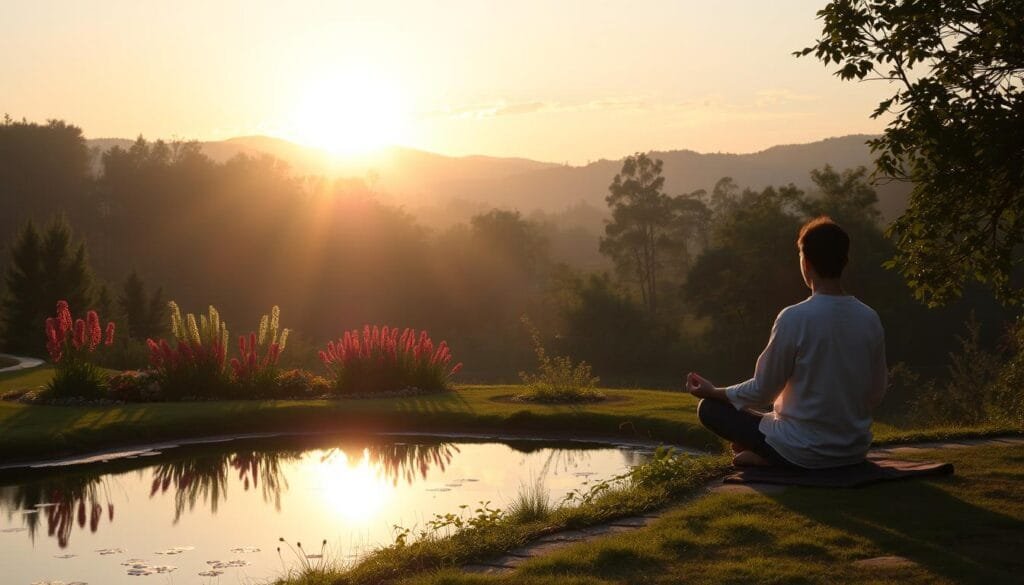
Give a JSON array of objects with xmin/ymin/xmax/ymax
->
[{"xmin": 287, "ymin": 70, "xmax": 409, "ymax": 155}]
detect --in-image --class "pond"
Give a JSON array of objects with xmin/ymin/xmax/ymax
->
[{"xmin": 0, "ymin": 434, "xmax": 655, "ymax": 584}]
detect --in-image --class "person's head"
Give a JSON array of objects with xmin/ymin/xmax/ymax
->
[{"xmin": 797, "ymin": 216, "xmax": 849, "ymax": 288}]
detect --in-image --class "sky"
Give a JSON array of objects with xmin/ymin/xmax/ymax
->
[{"xmin": 1, "ymin": 0, "xmax": 893, "ymax": 164}]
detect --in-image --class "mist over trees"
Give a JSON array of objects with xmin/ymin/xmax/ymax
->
[{"xmin": 0, "ymin": 117, "xmax": 1014, "ymax": 387}]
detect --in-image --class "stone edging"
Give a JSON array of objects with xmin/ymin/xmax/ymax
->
[{"xmin": 462, "ymin": 435, "xmax": 1024, "ymax": 575}]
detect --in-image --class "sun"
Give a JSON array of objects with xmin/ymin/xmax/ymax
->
[{"xmin": 288, "ymin": 70, "xmax": 408, "ymax": 155}]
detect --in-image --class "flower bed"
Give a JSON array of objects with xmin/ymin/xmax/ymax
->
[{"xmin": 29, "ymin": 299, "xmax": 463, "ymax": 402}]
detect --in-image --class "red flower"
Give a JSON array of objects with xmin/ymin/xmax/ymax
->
[
  {"xmin": 72, "ymin": 319, "xmax": 86, "ymax": 350},
  {"xmin": 56, "ymin": 301, "xmax": 72, "ymax": 336},
  {"xmin": 86, "ymin": 311, "xmax": 101, "ymax": 350},
  {"xmin": 104, "ymin": 322, "xmax": 115, "ymax": 346}
]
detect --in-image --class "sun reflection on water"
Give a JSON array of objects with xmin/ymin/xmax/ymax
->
[{"xmin": 309, "ymin": 449, "xmax": 395, "ymax": 524}]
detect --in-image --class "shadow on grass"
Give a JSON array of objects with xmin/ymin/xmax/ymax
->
[{"xmin": 770, "ymin": 477, "xmax": 1024, "ymax": 583}]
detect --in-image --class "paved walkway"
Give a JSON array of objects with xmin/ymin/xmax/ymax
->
[
  {"xmin": 0, "ymin": 353, "xmax": 43, "ymax": 373},
  {"xmin": 462, "ymin": 435, "xmax": 1024, "ymax": 575}
]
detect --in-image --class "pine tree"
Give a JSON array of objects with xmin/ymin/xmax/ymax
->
[
  {"xmin": 118, "ymin": 270, "xmax": 166, "ymax": 339},
  {"xmin": 1, "ymin": 221, "xmax": 44, "ymax": 354},
  {"xmin": 0, "ymin": 216, "xmax": 94, "ymax": 356},
  {"xmin": 94, "ymin": 283, "xmax": 117, "ymax": 322}
]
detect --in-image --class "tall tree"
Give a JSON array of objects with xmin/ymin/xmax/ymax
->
[
  {"xmin": 686, "ymin": 183, "xmax": 806, "ymax": 374},
  {"xmin": 470, "ymin": 209, "xmax": 548, "ymax": 281},
  {"xmin": 798, "ymin": 0, "xmax": 1024, "ymax": 305},
  {"xmin": 1, "ymin": 217, "xmax": 94, "ymax": 355},
  {"xmin": 600, "ymin": 153, "xmax": 709, "ymax": 315},
  {"xmin": 0, "ymin": 118, "xmax": 91, "ymax": 240}
]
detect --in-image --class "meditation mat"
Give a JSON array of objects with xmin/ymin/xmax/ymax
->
[{"xmin": 722, "ymin": 456, "xmax": 954, "ymax": 488}]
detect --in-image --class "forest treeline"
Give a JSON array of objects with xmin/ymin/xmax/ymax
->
[{"xmin": 0, "ymin": 118, "xmax": 1013, "ymax": 388}]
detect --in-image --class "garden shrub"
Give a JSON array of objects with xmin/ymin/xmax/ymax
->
[
  {"xmin": 94, "ymin": 336, "xmax": 152, "ymax": 371},
  {"xmin": 106, "ymin": 369, "xmax": 161, "ymax": 401},
  {"xmin": 44, "ymin": 300, "xmax": 115, "ymax": 398},
  {"xmin": 909, "ymin": 316, "xmax": 1024, "ymax": 427},
  {"xmin": 517, "ymin": 316, "xmax": 602, "ymax": 403},
  {"xmin": 229, "ymin": 306, "xmax": 290, "ymax": 398},
  {"xmin": 275, "ymin": 368, "xmax": 331, "ymax": 398},
  {"xmin": 318, "ymin": 325, "xmax": 462, "ymax": 395},
  {"xmin": 145, "ymin": 302, "xmax": 229, "ymax": 399},
  {"xmin": 989, "ymin": 318, "xmax": 1024, "ymax": 427}
]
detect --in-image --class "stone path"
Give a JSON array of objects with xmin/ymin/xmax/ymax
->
[
  {"xmin": 0, "ymin": 353, "xmax": 44, "ymax": 373},
  {"xmin": 462, "ymin": 435, "xmax": 1024, "ymax": 575}
]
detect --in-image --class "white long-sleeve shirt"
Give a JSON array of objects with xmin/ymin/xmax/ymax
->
[{"xmin": 724, "ymin": 293, "xmax": 887, "ymax": 469}]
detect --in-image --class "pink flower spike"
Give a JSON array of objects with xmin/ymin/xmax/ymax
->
[
  {"xmin": 87, "ymin": 311, "xmax": 101, "ymax": 349},
  {"xmin": 104, "ymin": 322, "xmax": 115, "ymax": 346},
  {"xmin": 56, "ymin": 301, "xmax": 72, "ymax": 336},
  {"xmin": 45, "ymin": 318, "xmax": 58, "ymax": 344},
  {"xmin": 72, "ymin": 319, "xmax": 86, "ymax": 350}
]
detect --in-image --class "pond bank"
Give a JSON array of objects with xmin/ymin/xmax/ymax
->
[
  {"xmin": 0, "ymin": 384, "xmax": 720, "ymax": 464},
  {"xmin": 0, "ymin": 429, "xmax": 707, "ymax": 474}
]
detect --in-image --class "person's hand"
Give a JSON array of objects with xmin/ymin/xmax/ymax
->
[{"xmin": 686, "ymin": 372, "xmax": 716, "ymax": 399}]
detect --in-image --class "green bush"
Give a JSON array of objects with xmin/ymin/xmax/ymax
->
[
  {"xmin": 106, "ymin": 370, "xmax": 161, "ymax": 401},
  {"xmin": 275, "ymin": 369, "xmax": 331, "ymax": 398},
  {"xmin": 48, "ymin": 358, "xmax": 108, "ymax": 399},
  {"xmin": 517, "ymin": 316, "xmax": 602, "ymax": 403},
  {"xmin": 989, "ymin": 319, "xmax": 1024, "ymax": 427},
  {"xmin": 909, "ymin": 316, "xmax": 1024, "ymax": 427}
]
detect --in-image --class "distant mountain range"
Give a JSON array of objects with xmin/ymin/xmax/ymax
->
[{"xmin": 86, "ymin": 134, "xmax": 910, "ymax": 224}]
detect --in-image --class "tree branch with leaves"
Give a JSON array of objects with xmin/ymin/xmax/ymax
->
[{"xmin": 798, "ymin": 0, "xmax": 1024, "ymax": 306}]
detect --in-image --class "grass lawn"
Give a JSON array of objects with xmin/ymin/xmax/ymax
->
[
  {"xmin": 1, "ymin": 366, "xmax": 1019, "ymax": 463},
  {"xmin": 403, "ymin": 443, "xmax": 1024, "ymax": 585},
  {"xmin": 0, "ymin": 366, "xmax": 719, "ymax": 462},
  {"xmin": 2, "ymin": 367, "xmax": 1022, "ymax": 584}
]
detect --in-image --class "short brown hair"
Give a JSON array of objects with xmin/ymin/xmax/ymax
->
[{"xmin": 798, "ymin": 216, "xmax": 849, "ymax": 278}]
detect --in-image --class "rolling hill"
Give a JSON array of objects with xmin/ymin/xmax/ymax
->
[{"xmin": 86, "ymin": 134, "xmax": 910, "ymax": 225}]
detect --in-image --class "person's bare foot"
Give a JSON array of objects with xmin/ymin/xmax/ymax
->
[
  {"xmin": 731, "ymin": 442, "xmax": 746, "ymax": 455},
  {"xmin": 732, "ymin": 450, "xmax": 772, "ymax": 467}
]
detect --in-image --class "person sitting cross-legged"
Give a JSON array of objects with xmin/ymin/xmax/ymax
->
[{"xmin": 686, "ymin": 216, "xmax": 887, "ymax": 469}]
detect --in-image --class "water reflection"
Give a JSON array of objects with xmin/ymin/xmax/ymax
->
[
  {"xmin": 0, "ymin": 476, "xmax": 112, "ymax": 548},
  {"xmin": 1, "ymin": 438, "xmax": 645, "ymax": 585},
  {"xmin": 0, "ymin": 438, "xmax": 464, "ymax": 546},
  {"xmin": 320, "ymin": 441, "xmax": 459, "ymax": 485},
  {"xmin": 150, "ymin": 450, "xmax": 298, "ymax": 522}
]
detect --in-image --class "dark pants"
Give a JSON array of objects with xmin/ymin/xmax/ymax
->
[{"xmin": 697, "ymin": 398, "xmax": 797, "ymax": 467}]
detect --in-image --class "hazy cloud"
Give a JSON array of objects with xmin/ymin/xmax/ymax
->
[{"xmin": 423, "ymin": 89, "xmax": 819, "ymax": 122}]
